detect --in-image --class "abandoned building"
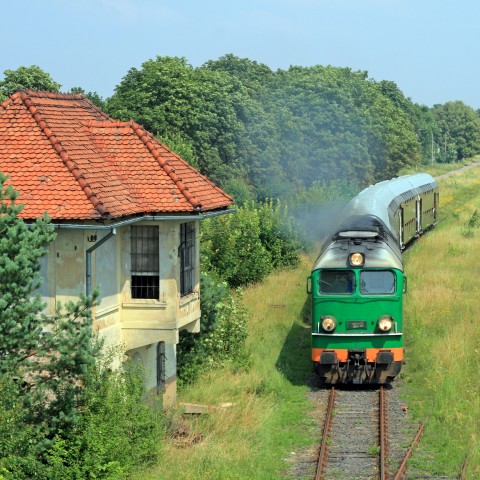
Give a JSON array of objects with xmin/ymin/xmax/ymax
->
[{"xmin": 0, "ymin": 90, "xmax": 233, "ymax": 405}]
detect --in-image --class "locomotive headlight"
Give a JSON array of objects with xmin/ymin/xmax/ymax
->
[
  {"xmin": 321, "ymin": 316, "xmax": 336, "ymax": 332},
  {"xmin": 349, "ymin": 252, "xmax": 364, "ymax": 267},
  {"xmin": 378, "ymin": 316, "xmax": 393, "ymax": 332}
]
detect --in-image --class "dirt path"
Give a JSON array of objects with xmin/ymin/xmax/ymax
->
[{"xmin": 435, "ymin": 161, "xmax": 480, "ymax": 180}]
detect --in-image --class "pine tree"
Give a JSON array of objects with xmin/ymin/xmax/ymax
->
[
  {"xmin": 0, "ymin": 172, "xmax": 55, "ymax": 375},
  {"xmin": 0, "ymin": 172, "xmax": 101, "ymax": 446}
]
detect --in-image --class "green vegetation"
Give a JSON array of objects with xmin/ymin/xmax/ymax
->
[
  {"xmin": 133, "ymin": 257, "xmax": 315, "ymax": 480},
  {"xmin": 400, "ymin": 166, "xmax": 480, "ymax": 478},
  {"xmin": 177, "ymin": 200, "xmax": 304, "ymax": 384},
  {"xmin": 0, "ymin": 176, "xmax": 163, "ymax": 479},
  {"xmin": 0, "ymin": 65, "xmax": 61, "ymax": 102}
]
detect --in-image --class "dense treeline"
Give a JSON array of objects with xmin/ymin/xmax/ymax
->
[
  {"xmin": 102, "ymin": 55, "xmax": 480, "ymax": 201},
  {"xmin": 2, "ymin": 58, "xmax": 480, "ymax": 202}
]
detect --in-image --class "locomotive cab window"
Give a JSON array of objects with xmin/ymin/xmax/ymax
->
[
  {"xmin": 360, "ymin": 270, "xmax": 395, "ymax": 295},
  {"xmin": 319, "ymin": 270, "xmax": 354, "ymax": 294}
]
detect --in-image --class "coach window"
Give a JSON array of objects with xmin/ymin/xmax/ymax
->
[
  {"xmin": 130, "ymin": 225, "xmax": 159, "ymax": 299},
  {"xmin": 319, "ymin": 270, "xmax": 354, "ymax": 294},
  {"xmin": 360, "ymin": 271, "xmax": 395, "ymax": 295}
]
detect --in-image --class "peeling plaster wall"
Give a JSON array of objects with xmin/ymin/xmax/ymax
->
[
  {"xmin": 34, "ymin": 220, "xmax": 201, "ymax": 405},
  {"xmin": 128, "ymin": 342, "xmax": 177, "ymax": 407},
  {"xmin": 54, "ymin": 229, "xmax": 85, "ymax": 304}
]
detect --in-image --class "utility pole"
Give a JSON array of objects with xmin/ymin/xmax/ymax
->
[{"xmin": 431, "ymin": 131, "xmax": 434, "ymax": 165}]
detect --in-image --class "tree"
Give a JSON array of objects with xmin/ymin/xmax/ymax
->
[
  {"xmin": 0, "ymin": 65, "xmax": 61, "ymax": 101},
  {"xmin": 0, "ymin": 173, "xmax": 56, "ymax": 375},
  {"xmin": 433, "ymin": 101, "xmax": 480, "ymax": 160},
  {"xmin": 0, "ymin": 173, "xmax": 100, "ymax": 446},
  {"xmin": 69, "ymin": 86, "xmax": 105, "ymax": 109},
  {"xmin": 105, "ymin": 56, "xmax": 249, "ymax": 185}
]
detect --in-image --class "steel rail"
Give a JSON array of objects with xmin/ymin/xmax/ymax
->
[
  {"xmin": 379, "ymin": 386, "xmax": 388, "ymax": 480},
  {"xmin": 314, "ymin": 387, "xmax": 335, "ymax": 480},
  {"xmin": 393, "ymin": 422, "xmax": 426, "ymax": 480}
]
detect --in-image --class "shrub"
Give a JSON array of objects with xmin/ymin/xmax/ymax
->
[
  {"xmin": 257, "ymin": 199, "xmax": 303, "ymax": 268},
  {"xmin": 0, "ymin": 351, "xmax": 164, "ymax": 480},
  {"xmin": 177, "ymin": 271, "xmax": 249, "ymax": 384},
  {"xmin": 201, "ymin": 200, "xmax": 303, "ymax": 287}
]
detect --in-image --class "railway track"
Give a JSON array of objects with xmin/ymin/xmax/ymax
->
[
  {"xmin": 312, "ymin": 386, "xmax": 439, "ymax": 479},
  {"xmin": 310, "ymin": 386, "xmax": 465, "ymax": 480},
  {"xmin": 314, "ymin": 386, "xmax": 388, "ymax": 479}
]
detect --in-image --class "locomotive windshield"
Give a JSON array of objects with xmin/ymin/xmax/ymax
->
[
  {"xmin": 319, "ymin": 270, "xmax": 354, "ymax": 294},
  {"xmin": 360, "ymin": 270, "xmax": 395, "ymax": 294}
]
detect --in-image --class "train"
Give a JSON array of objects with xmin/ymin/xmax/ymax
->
[{"xmin": 308, "ymin": 173, "xmax": 439, "ymax": 384}]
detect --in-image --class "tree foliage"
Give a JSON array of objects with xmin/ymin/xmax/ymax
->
[
  {"xmin": 0, "ymin": 65, "xmax": 61, "ymax": 101},
  {"xmin": 69, "ymin": 86, "xmax": 105, "ymax": 109},
  {"xmin": 106, "ymin": 55, "xmax": 427, "ymax": 198},
  {"xmin": 433, "ymin": 101, "xmax": 480, "ymax": 160}
]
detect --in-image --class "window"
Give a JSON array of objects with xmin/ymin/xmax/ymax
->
[
  {"xmin": 156, "ymin": 342, "xmax": 165, "ymax": 392},
  {"xmin": 180, "ymin": 222, "xmax": 195, "ymax": 296},
  {"xmin": 360, "ymin": 271, "xmax": 395, "ymax": 294},
  {"xmin": 319, "ymin": 270, "xmax": 354, "ymax": 294},
  {"xmin": 130, "ymin": 225, "xmax": 159, "ymax": 299}
]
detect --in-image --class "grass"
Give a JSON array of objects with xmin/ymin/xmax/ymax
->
[
  {"xmin": 133, "ymin": 256, "xmax": 316, "ymax": 480},
  {"xmin": 399, "ymin": 155, "xmax": 480, "ymax": 177},
  {"xmin": 400, "ymin": 162, "xmax": 480, "ymax": 478},
  {"xmin": 134, "ymin": 159, "xmax": 480, "ymax": 479}
]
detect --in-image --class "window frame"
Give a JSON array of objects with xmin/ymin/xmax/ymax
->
[
  {"xmin": 130, "ymin": 225, "xmax": 160, "ymax": 300},
  {"xmin": 359, "ymin": 269, "xmax": 396, "ymax": 295},
  {"xmin": 179, "ymin": 222, "xmax": 196, "ymax": 297},
  {"xmin": 318, "ymin": 269, "xmax": 355, "ymax": 295}
]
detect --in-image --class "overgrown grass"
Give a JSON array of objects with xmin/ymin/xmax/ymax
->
[
  {"xmin": 135, "ymin": 162, "xmax": 480, "ymax": 479},
  {"xmin": 134, "ymin": 257, "xmax": 315, "ymax": 480},
  {"xmin": 399, "ymin": 155, "xmax": 480, "ymax": 177},
  {"xmin": 401, "ymin": 164, "xmax": 480, "ymax": 478}
]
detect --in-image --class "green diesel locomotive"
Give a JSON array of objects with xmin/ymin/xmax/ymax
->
[{"xmin": 309, "ymin": 173, "xmax": 439, "ymax": 384}]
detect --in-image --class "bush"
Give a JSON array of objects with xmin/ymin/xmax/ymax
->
[
  {"xmin": 201, "ymin": 200, "xmax": 303, "ymax": 288},
  {"xmin": 0, "ymin": 350, "xmax": 164, "ymax": 480},
  {"xmin": 257, "ymin": 199, "xmax": 303, "ymax": 268},
  {"xmin": 177, "ymin": 271, "xmax": 249, "ymax": 384}
]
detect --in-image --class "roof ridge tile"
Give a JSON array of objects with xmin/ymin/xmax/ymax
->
[
  {"xmin": 151, "ymin": 135, "xmax": 234, "ymax": 204},
  {"xmin": 131, "ymin": 121, "xmax": 203, "ymax": 211},
  {"xmin": 20, "ymin": 91, "xmax": 108, "ymax": 217}
]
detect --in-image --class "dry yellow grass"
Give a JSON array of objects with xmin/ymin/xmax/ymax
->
[
  {"xmin": 402, "ymin": 163, "xmax": 480, "ymax": 477},
  {"xmin": 134, "ymin": 256, "xmax": 314, "ymax": 480}
]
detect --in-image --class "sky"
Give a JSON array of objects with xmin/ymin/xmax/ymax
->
[{"xmin": 1, "ymin": 0, "xmax": 479, "ymax": 109}]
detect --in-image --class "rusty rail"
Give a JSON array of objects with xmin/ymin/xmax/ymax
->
[
  {"xmin": 314, "ymin": 387, "xmax": 388, "ymax": 479},
  {"xmin": 314, "ymin": 387, "xmax": 335, "ymax": 480},
  {"xmin": 379, "ymin": 386, "xmax": 388, "ymax": 480},
  {"xmin": 393, "ymin": 422, "xmax": 426, "ymax": 480}
]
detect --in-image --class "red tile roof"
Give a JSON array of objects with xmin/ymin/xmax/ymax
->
[{"xmin": 0, "ymin": 90, "xmax": 233, "ymax": 220}]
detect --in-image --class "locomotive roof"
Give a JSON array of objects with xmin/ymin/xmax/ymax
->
[
  {"xmin": 312, "ymin": 173, "xmax": 437, "ymax": 272},
  {"xmin": 313, "ymin": 215, "xmax": 404, "ymax": 271}
]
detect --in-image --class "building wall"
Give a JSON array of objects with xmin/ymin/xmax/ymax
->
[{"xmin": 36, "ymin": 219, "xmax": 201, "ymax": 407}]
